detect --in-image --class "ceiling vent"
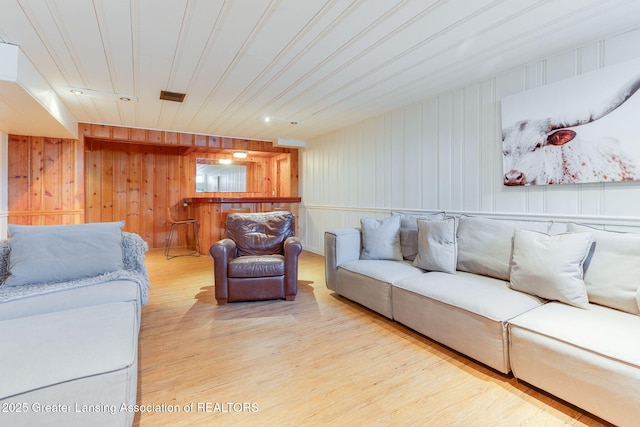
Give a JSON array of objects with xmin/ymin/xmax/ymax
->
[{"xmin": 159, "ymin": 90, "xmax": 186, "ymax": 102}]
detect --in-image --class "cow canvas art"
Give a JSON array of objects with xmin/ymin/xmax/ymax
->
[{"xmin": 501, "ymin": 59, "xmax": 640, "ymax": 186}]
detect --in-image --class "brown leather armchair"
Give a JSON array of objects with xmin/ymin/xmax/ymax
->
[{"xmin": 210, "ymin": 211, "xmax": 302, "ymax": 304}]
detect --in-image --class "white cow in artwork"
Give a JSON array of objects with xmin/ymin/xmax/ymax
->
[{"xmin": 502, "ymin": 73, "xmax": 640, "ymax": 186}]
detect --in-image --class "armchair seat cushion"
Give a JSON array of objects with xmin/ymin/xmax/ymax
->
[{"xmin": 228, "ymin": 255, "xmax": 285, "ymax": 278}]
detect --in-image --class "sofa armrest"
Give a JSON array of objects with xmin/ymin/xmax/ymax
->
[
  {"xmin": 209, "ymin": 239, "xmax": 238, "ymax": 304},
  {"xmin": 324, "ymin": 229, "xmax": 361, "ymax": 291},
  {"xmin": 284, "ymin": 237, "xmax": 303, "ymax": 299}
]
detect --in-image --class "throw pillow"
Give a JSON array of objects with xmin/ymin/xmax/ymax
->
[
  {"xmin": 413, "ymin": 218, "xmax": 457, "ymax": 274},
  {"xmin": 456, "ymin": 215, "xmax": 552, "ymax": 281},
  {"xmin": 567, "ymin": 223, "xmax": 640, "ymax": 314},
  {"xmin": 360, "ymin": 216, "xmax": 402, "ymax": 261},
  {"xmin": 391, "ymin": 211, "xmax": 445, "ymax": 261},
  {"xmin": 4, "ymin": 221, "xmax": 125, "ymax": 287},
  {"xmin": 509, "ymin": 229, "xmax": 593, "ymax": 309}
]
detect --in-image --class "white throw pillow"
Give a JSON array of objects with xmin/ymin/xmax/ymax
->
[
  {"xmin": 360, "ymin": 216, "xmax": 402, "ymax": 261},
  {"xmin": 456, "ymin": 215, "xmax": 552, "ymax": 280},
  {"xmin": 391, "ymin": 211, "xmax": 445, "ymax": 261},
  {"xmin": 413, "ymin": 218, "xmax": 457, "ymax": 274},
  {"xmin": 567, "ymin": 223, "xmax": 640, "ymax": 314},
  {"xmin": 509, "ymin": 229, "xmax": 593, "ymax": 309}
]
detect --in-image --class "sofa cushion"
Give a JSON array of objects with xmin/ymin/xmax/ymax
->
[
  {"xmin": 4, "ymin": 221, "xmax": 125, "ymax": 287},
  {"xmin": 337, "ymin": 259, "xmax": 425, "ymax": 319},
  {"xmin": 340, "ymin": 259, "xmax": 425, "ymax": 285},
  {"xmin": 0, "ymin": 279, "xmax": 141, "ymax": 322},
  {"xmin": 392, "ymin": 211, "xmax": 445, "ymax": 261},
  {"xmin": 456, "ymin": 216, "xmax": 552, "ymax": 281},
  {"xmin": 509, "ymin": 230, "xmax": 592, "ymax": 309},
  {"xmin": 509, "ymin": 301, "xmax": 640, "ymax": 368},
  {"xmin": 567, "ymin": 223, "xmax": 640, "ymax": 315},
  {"xmin": 413, "ymin": 218, "xmax": 457, "ymax": 274},
  {"xmin": 394, "ymin": 271, "xmax": 545, "ymax": 321},
  {"xmin": 0, "ymin": 301, "xmax": 137, "ymax": 399},
  {"xmin": 360, "ymin": 216, "xmax": 402, "ymax": 261},
  {"xmin": 508, "ymin": 301, "xmax": 640, "ymax": 427},
  {"xmin": 392, "ymin": 270, "xmax": 546, "ymax": 373}
]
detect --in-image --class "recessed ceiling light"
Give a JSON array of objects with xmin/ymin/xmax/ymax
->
[
  {"xmin": 261, "ymin": 115, "xmax": 301, "ymax": 125},
  {"xmin": 67, "ymin": 87, "xmax": 137, "ymax": 102},
  {"xmin": 233, "ymin": 151, "xmax": 247, "ymax": 159}
]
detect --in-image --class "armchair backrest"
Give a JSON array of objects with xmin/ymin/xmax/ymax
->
[{"xmin": 226, "ymin": 211, "xmax": 295, "ymax": 256}]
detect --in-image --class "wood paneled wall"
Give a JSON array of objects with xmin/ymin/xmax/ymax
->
[
  {"xmin": 7, "ymin": 124, "xmax": 299, "ymax": 250},
  {"xmin": 299, "ymin": 28, "xmax": 640, "ymax": 254},
  {"xmin": 80, "ymin": 123, "xmax": 299, "ymax": 198},
  {"xmin": 84, "ymin": 140, "xmax": 190, "ymax": 249},
  {"xmin": 7, "ymin": 134, "xmax": 84, "ymax": 226},
  {"xmin": 81, "ymin": 124, "xmax": 298, "ymax": 250}
]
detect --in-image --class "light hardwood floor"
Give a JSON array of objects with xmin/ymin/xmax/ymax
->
[{"xmin": 135, "ymin": 249, "xmax": 612, "ymax": 427}]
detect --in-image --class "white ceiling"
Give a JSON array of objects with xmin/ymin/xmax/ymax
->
[{"xmin": 1, "ymin": 0, "xmax": 640, "ymax": 142}]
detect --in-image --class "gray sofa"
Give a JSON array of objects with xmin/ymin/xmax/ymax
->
[
  {"xmin": 325, "ymin": 213, "xmax": 640, "ymax": 427},
  {"xmin": 0, "ymin": 222, "xmax": 148, "ymax": 427}
]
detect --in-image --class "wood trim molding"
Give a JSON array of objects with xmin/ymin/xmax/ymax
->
[
  {"xmin": 9, "ymin": 210, "xmax": 85, "ymax": 216},
  {"xmin": 80, "ymin": 123, "xmax": 295, "ymax": 154}
]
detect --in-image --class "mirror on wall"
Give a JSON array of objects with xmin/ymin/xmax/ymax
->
[{"xmin": 196, "ymin": 157, "xmax": 263, "ymax": 193}]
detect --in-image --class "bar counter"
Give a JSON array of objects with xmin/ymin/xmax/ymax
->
[
  {"xmin": 184, "ymin": 197, "xmax": 301, "ymax": 204},
  {"xmin": 183, "ymin": 196, "xmax": 301, "ymax": 254}
]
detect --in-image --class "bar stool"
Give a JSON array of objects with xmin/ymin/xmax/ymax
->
[{"xmin": 165, "ymin": 207, "xmax": 200, "ymax": 259}]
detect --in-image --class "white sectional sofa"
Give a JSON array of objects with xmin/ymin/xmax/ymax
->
[
  {"xmin": 0, "ymin": 222, "xmax": 149, "ymax": 427},
  {"xmin": 325, "ymin": 212, "xmax": 640, "ymax": 427}
]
